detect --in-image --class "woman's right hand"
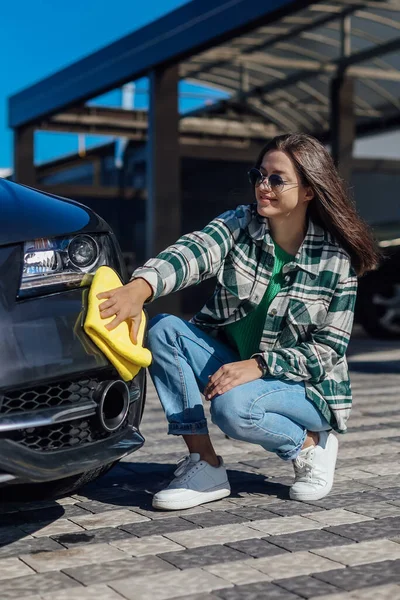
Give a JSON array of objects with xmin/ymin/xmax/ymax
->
[{"xmin": 97, "ymin": 277, "xmax": 153, "ymax": 343}]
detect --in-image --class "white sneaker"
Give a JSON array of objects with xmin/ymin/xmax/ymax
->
[
  {"xmin": 152, "ymin": 453, "xmax": 231, "ymax": 511},
  {"xmin": 289, "ymin": 431, "xmax": 338, "ymax": 502}
]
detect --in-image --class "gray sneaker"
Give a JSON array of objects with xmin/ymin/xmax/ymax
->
[{"xmin": 152, "ymin": 453, "xmax": 231, "ymax": 511}]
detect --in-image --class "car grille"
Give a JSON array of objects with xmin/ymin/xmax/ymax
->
[
  {"xmin": 8, "ymin": 405, "xmax": 134, "ymax": 453},
  {"xmin": 0, "ymin": 373, "xmax": 138, "ymax": 453},
  {"xmin": 0, "ymin": 377, "xmax": 106, "ymax": 415},
  {"xmin": 11, "ymin": 416, "xmax": 122, "ymax": 452}
]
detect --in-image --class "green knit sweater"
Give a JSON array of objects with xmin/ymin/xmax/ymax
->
[{"xmin": 224, "ymin": 242, "xmax": 294, "ymax": 359}]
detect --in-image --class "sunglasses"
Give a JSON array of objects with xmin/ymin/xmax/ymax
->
[{"xmin": 247, "ymin": 168, "xmax": 296, "ymax": 193}]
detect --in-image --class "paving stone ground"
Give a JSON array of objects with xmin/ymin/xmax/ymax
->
[{"xmin": 1, "ymin": 331, "xmax": 400, "ymax": 600}]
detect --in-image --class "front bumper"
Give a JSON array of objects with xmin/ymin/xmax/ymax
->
[
  {"xmin": 0, "ymin": 368, "xmax": 146, "ymax": 483},
  {"xmin": 0, "ymin": 262, "xmax": 148, "ymax": 483},
  {"xmin": 0, "ymin": 425, "xmax": 144, "ymax": 483}
]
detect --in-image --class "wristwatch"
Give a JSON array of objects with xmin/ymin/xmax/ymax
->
[{"xmin": 254, "ymin": 354, "xmax": 268, "ymax": 378}]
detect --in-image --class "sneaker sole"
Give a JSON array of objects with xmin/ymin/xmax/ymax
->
[
  {"xmin": 289, "ymin": 484, "xmax": 333, "ymax": 502},
  {"xmin": 152, "ymin": 484, "xmax": 231, "ymax": 511},
  {"xmin": 289, "ymin": 433, "xmax": 339, "ymax": 502}
]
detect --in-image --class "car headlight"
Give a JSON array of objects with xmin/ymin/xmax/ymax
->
[{"xmin": 19, "ymin": 233, "xmax": 118, "ymax": 298}]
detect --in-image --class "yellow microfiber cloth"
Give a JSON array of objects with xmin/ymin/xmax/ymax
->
[{"xmin": 84, "ymin": 266, "xmax": 152, "ymax": 381}]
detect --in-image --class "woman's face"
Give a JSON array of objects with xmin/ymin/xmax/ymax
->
[{"xmin": 255, "ymin": 150, "xmax": 313, "ymax": 219}]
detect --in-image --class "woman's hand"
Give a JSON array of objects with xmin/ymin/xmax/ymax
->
[
  {"xmin": 204, "ymin": 359, "xmax": 263, "ymax": 401},
  {"xmin": 97, "ymin": 277, "xmax": 153, "ymax": 343}
]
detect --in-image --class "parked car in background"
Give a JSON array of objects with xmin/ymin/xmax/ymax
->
[
  {"xmin": 0, "ymin": 179, "xmax": 147, "ymax": 498},
  {"xmin": 357, "ymin": 221, "xmax": 400, "ymax": 339}
]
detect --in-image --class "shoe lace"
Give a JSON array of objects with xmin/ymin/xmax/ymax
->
[
  {"xmin": 293, "ymin": 449, "xmax": 315, "ymax": 481},
  {"xmin": 173, "ymin": 455, "xmax": 197, "ymax": 479}
]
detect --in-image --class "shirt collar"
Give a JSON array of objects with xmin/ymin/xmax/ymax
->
[{"xmin": 247, "ymin": 204, "xmax": 325, "ymax": 276}]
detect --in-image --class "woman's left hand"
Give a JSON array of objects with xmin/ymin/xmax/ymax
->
[{"xmin": 204, "ymin": 359, "xmax": 263, "ymax": 401}]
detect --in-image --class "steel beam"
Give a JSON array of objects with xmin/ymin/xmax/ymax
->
[
  {"xmin": 330, "ymin": 75, "xmax": 354, "ymax": 185},
  {"xmin": 13, "ymin": 126, "xmax": 36, "ymax": 186},
  {"xmin": 184, "ymin": 3, "xmax": 360, "ymax": 80},
  {"xmin": 40, "ymin": 106, "xmax": 277, "ymax": 141},
  {"xmin": 189, "ymin": 35, "xmax": 400, "ymax": 117}
]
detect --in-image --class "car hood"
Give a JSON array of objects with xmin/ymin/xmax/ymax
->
[{"xmin": 0, "ymin": 178, "xmax": 108, "ymax": 246}]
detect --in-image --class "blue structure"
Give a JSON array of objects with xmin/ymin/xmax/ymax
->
[{"xmin": 8, "ymin": 0, "xmax": 400, "ymax": 314}]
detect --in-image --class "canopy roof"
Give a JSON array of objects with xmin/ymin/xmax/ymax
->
[
  {"xmin": 186, "ymin": 0, "xmax": 400, "ymax": 137},
  {"xmin": 8, "ymin": 0, "xmax": 400, "ymax": 140}
]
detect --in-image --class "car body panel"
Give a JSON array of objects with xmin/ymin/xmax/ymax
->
[{"xmin": 0, "ymin": 179, "xmax": 108, "ymax": 245}]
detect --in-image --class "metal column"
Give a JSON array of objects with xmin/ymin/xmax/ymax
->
[
  {"xmin": 330, "ymin": 75, "xmax": 355, "ymax": 186},
  {"xmin": 13, "ymin": 126, "xmax": 36, "ymax": 186},
  {"xmin": 147, "ymin": 64, "xmax": 182, "ymax": 315},
  {"xmin": 330, "ymin": 14, "xmax": 354, "ymax": 186}
]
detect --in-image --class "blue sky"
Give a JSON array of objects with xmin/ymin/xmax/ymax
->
[{"xmin": 0, "ymin": 0, "xmax": 227, "ymax": 169}]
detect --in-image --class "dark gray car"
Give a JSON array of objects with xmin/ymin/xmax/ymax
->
[{"xmin": 0, "ymin": 179, "xmax": 147, "ymax": 497}]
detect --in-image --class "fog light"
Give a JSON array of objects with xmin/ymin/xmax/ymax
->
[{"xmin": 68, "ymin": 235, "xmax": 98, "ymax": 268}]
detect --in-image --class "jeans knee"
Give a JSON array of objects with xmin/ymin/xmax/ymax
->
[{"xmin": 210, "ymin": 391, "xmax": 250, "ymax": 439}]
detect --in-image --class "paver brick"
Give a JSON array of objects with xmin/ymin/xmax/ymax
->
[
  {"xmin": 0, "ymin": 571, "xmax": 81, "ymax": 600},
  {"xmin": 303, "ymin": 509, "xmax": 373, "ymax": 527},
  {"xmin": 131, "ymin": 505, "xmax": 212, "ymax": 520},
  {"xmin": 0, "ymin": 537, "xmax": 64, "ymax": 559},
  {"xmin": 265, "ymin": 528, "xmax": 352, "ymax": 552},
  {"xmin": 225, "ymin": 507, "xmax": 280, "ymax": 521},
  {"xmin": 0, "ymin": 556, "xmax": 35, "ymax": 580},
  {"xmin": 246, "ymin": 515, "xmax": 322, "ymax": 536},
  {"xmin": 0, "ymin": 526, "xmax": 31, "ymax": 545},
  {"xmin": 120, "ymin": 516, "xmax": 200, "ymax": 537},
  {"xmin": 20, "ymin": 542, "xmax": 128, "ymax": 572},
  {"xmin": 348, "ymin": 583, "xmax": 400, "ymax": 599},
  {"xmin": 313, "ymin": 560, "xmax": 400, "ymax": 591},
  {"xmin": 274, "ymin": 574, "xmax": 340, "ymax": 598},
  {"xmin": 225, "ymin": 538, "xmax": 289, "ymax": 558},
  {"xmin": 109, "ymin": 566, "xmax": 232, "ymax": 600},
  {"xmin": 345, "ymin": 501, "xmax": 400, "ymax": 519},
  {"xmin": 324, "ymin": 516, "xmax": 400, "ymax": 542},
  {"xmin": 35, "ymin": 583, "xmax": 127, "ymax": 600},
  {"xmin": 19, "ymin": 518, "xmax": 86, "ymax": 538},
  {"xmin": 313, "ymin": 559, "xmax": 400, "ymax": 591},
  {"xmin": 63, "ymin": 555, "xmax": 176, "ymax": 585},
  {"xmin": 160, "ymin": 543, "xmax": 246, "ymax": 569},
  {"xmin": 69, "ymin": 508, "xmax": 150, "ymax": 529},
  {"xmin": 180, "ymin": 511, "xmax": 243, "ymax": 527},
  {"xmin": 52, "ymin": 526, "xmax": 134, "ymax": 547},
  {"xmin": 249, "ymin": 550, "xmax": 344, "ymax": 579},
  {"xmin": 110, "ymin": 534, "xmax": 185, "ymax": 556},
  {"xmin": 215, "ymin": 581, "xmax": 301, "ymax": 599},
  {"xmin": 265, "ymin": 501, "xmax": 324, "ymax": 517},
  {"xmin": 204, "ymin": 561, "xmax": 272, "ymax": 585},
  {"xmin": 312, "ymin": 539, "xmax": 400, "ymax": 566},
  {"xmin": 164, "ymin": 524, "xmax": 264, "ymax": 549}
]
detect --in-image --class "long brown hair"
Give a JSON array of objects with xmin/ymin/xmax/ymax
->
[{"xmin": 255, "ymin": 133, "xmax": 380, "ymax": 276}]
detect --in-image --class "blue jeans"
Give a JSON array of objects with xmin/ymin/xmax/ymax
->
[{"xmin": 147, "ymin": 314, "xmax": 331, "ymax": 461}]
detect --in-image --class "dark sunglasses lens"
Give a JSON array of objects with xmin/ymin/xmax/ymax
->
[
  {"xmin": 248, "ymin": 168, "xmax": 262, "ymax": 187},
  {"xmin": 269, "ymin": 174, "xmax": 284, "ymax": 190}
]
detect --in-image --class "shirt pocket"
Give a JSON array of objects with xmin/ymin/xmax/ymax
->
[
  {"xmin": 216, "ymin": 253, "xmax": 255, "ymax": 300},
  {"xmin": 279, "ymin": 299, "xmax": 328, "ymax": 346}
]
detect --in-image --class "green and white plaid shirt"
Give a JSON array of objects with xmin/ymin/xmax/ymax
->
[{"xmin": 132, "ymin": 204, "xmax": 357, "ymax": 433}]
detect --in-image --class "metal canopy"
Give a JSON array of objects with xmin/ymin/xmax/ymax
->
[
  {"xmin": 8, "ymin": 0, "xmax": 313, "ymax": 129},
  {"xmin": 8, "ymin": 0, "xmax": 400, "ymax": 140},
  {"xmin": 183, "ymin": 0, "xmax": 400, "ymax": 138}
]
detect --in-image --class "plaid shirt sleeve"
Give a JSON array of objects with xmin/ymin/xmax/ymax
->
[
  {"xmin": 130, "ymin": 209, "xmax": 241, "ymax": 301},
  {"xmin": 258, "ymin": 264, "xmax": 358, "ymax": 384}
]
